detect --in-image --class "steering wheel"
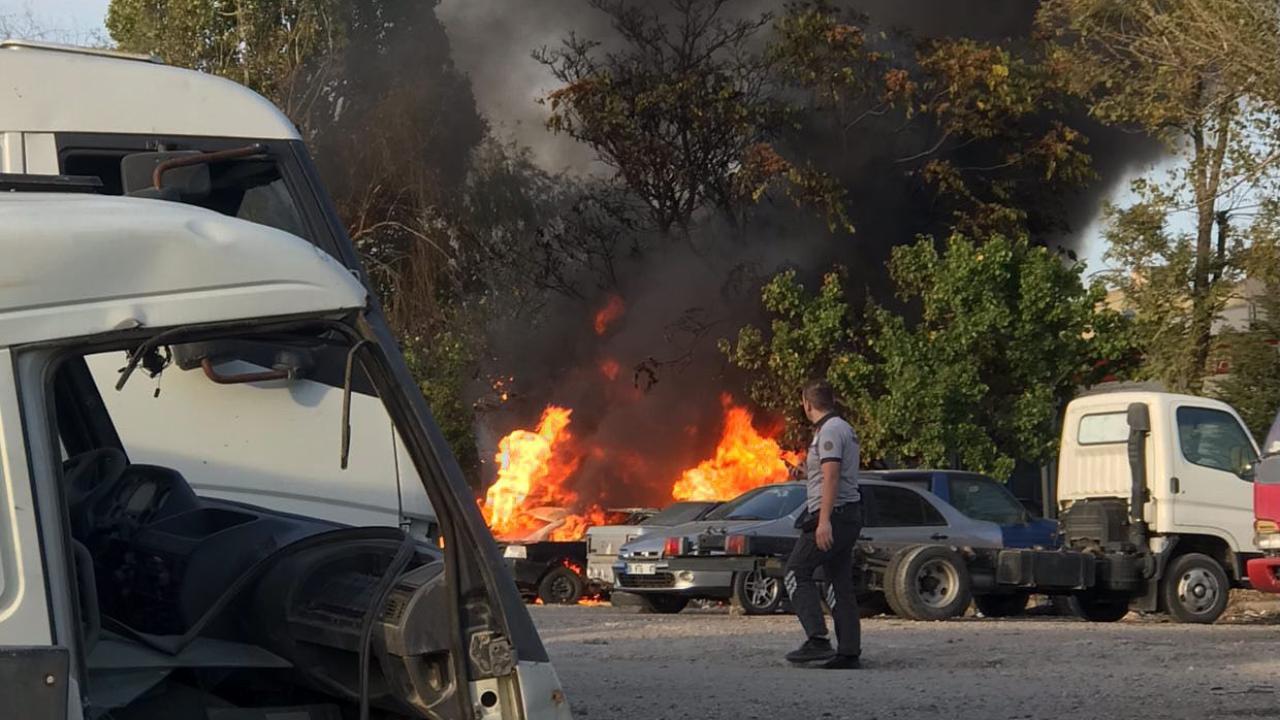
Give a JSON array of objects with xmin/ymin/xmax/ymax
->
[{"xmin": 62, "ymin": 448, "xmax": 128, "ymax": 540}]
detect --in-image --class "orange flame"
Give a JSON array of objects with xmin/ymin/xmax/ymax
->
[
  {"xmin": 671, "ymin": 395, "xmax": 799, "ymax": 502},
  {"xmin": 594, "ymin": 295, "xmax": 625, "ymax": 335},
  {"xmin": 481, "ymin": 406, "xmax": 604, "ymax": 542},
  {"xmin": 600, "ymin": 358, "xmax": 620, "ymax": 381}
]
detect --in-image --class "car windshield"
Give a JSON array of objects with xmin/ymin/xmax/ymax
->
[
  {"xmin": 643, "ymin": 502, "xmax": 718, "ymax": 526},
  {"xmin": 705, "ymin": 485, "xmax": 805, "ymax": 521},
  {"xmin": 947, "ymin": 475, "xmax": 1026, "ymax": 525}
]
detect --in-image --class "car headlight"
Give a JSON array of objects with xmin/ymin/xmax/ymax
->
[
  {"xmin": 1257, "ymin": 534, "xmax": 1280, "ymax": 550},
  {"xmin": 503, "ymin": 544, "xmax": 527, "ymax": 559}
]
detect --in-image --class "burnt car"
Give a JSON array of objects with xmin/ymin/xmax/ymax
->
[{"xmin": 502, "ymin": 507, "xmax": 656, "ymax": 604}]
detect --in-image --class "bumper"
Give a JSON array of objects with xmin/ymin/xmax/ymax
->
[
  {"xmin": 586, "ymin": 555, "xmax": 617, "ymax": 587},
  {"xmin": 611, "ymin": 559, "xmax": 733, "ymax": 594},
  {"xmin": 1247, "ymin": 556, "xmax": 1280, "ymax": 594}
]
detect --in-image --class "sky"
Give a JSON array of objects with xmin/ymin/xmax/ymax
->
[{"xmin": 0, "ymin": 0, "xmax": 1169, "ymax": 274}]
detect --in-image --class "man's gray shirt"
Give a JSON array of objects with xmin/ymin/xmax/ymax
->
[{"xmin": 804, "ymin": 414, "xmax": 861, "ymax": 513}]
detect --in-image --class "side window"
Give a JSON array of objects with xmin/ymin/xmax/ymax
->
[
  {"xmin": 1176, "ymin": 407, "xmax": 1258, "ymax": 478},
  {"xmin": 946, "ymin": 475, "xmax": 1026, "ymax": 525},
  {"xmin": 1078, "ymin": 412, "xmax": 1129, "ymax": 445},
  {"xmin": 865, "ymin": 486, "xmax": 946, "ymax": 527}
]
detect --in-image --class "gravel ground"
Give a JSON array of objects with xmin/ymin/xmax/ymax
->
[{"xmin": 531, "ymin": 601, "xmax": 1280, "ymax": 720}]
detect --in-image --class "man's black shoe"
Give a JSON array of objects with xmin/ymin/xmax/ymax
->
[
  {"xmin": 785, "ymin": 638, "xmax": 835, "ymax": 663},
  {"xmin": 818, "ymin": 655, "xmax": 861, "ymax": 670}
]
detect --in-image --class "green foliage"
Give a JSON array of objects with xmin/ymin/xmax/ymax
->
[
  {"xmin": 1212, "ymin": 208, "xmax": 1280, "ymax": 440},
  {"xmin": 726, "ymin": 236, "xmax": 1135, "ymax": 478},
  {"xmin": 401, "ymin": 315, "xmax": 483, "ymax": 476},
  {"xmin": 1040, "ymin": 0, "xmax": 1280, "ymax": 393}
]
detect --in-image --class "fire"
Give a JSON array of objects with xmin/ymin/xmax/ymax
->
[
  {"xmin": 481, "ymin": 406, "xmax": 605, "ymax": 542},
  {"xmin": 594, "ymin": 295, "xmax": 625, "ymax": 335},
  {"xmin": 600, "ymin": 358, "xmax": 620, "ymax": 381},
  {"xmin": 671, "ymin": 395, "xmax": 800, "ymax": 502}
]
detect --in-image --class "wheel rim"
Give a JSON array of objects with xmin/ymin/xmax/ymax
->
[
  {"xmin": 915, "ymin": 558, "xmax": 960, "ymax": 608},
  {"xmin": 744, "ymin": 569, "xmax": 780, "ymax": 609},
  {"xmin": 1176, "ymin": 567, "xmax": 1221, "ymax": 615},
  {"xmin": 549, "ymin": 575, "xmax": 576, "ymax": 603}
]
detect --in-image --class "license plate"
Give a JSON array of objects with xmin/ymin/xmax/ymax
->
[{"xmin": 627, "ymin": 562, "xmax": 657, "ymax": 575}]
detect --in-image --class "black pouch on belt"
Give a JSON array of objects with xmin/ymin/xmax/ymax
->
[{"xmin": 794, "ymin": 508, "xmax": 818, "ymax": 532}]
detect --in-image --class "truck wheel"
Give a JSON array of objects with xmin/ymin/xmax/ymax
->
[
  {"xmin": 1070, "ymin": 591, "xmax": 1130, "ymax": 622},
  {"xmin": 974, "ymin": 593, "xmax": 1029, "ymax": 618},
  {"xmin": 733, "ymin": 569, "xmax": 784, "ymax": 615},
  {"xmin": 639, "ymin": 594, "xmax": 690, "ymax": 614},
  {"xmin": 1162, "ymin": 553, "xmax": 1230, "ymax": 624},
  {"xmin": 537, "ymin": 567, "xmax": 584, "ymax": 605},
  {"xmin": 883, "ymin": 545, "xmax": 971, "ymax": 621}
]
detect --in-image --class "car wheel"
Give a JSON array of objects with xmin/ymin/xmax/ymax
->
[
  {"xmin": 883, "ymin": 545, "xmax": 971, "ymax": 621},
  {"xmin": 973, "ymin": 593, "xmax": 1029, "ymax": 618},
  {"xmin": 733, "ymin": 569, "xmax": 784, "ymax": 615},
  {"xmin": 537, "ymin": 566, "xmax": 584, "ymax": 605},
  {"xmin": 1161, "ymin": 552, "xmax": 1229, "ymax": 624},
  {"xmin": 639, "ymin": 593, "xmax": 690, "ymax": 614},
  {"xmin": 1069, "ymin": 591, "xmax": 1131, "ymax": 622}
]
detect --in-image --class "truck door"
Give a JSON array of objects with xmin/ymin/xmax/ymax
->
[{"xmin": 1170, "ymin": 403, "xmax": 1260, "ymax": 551}]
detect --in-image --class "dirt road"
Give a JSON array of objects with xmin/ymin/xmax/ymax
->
[{"xmin": 532, "ymin": 604, "xmax": 1280, "ymax": 719}]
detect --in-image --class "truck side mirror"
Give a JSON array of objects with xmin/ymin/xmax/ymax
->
[{"xmin": 121, "ymin": 151, "xmax": 212, "ymax": 201}]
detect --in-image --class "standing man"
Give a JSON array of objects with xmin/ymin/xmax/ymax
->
[{"xmin": 784, "ymin": 379, "xmax": 863, "ymax": 669}]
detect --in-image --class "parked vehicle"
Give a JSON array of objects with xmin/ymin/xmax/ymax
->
[
  {"xmin": 672, "ymin": 391, "xmax": 1262, "ymax": 624},
  {"xmin": 615, "ymin": 476, "xmax": 1015, "ymax": 615},
  {"xmin": 502, "ymin": 541, "xmax": 593, "ymax": 604},
  {"xmin": 0, "ymin": 41, "xmax": 568, "ymax": 719},
  {"xmin": 585, "ymin": 501, "xmax": 720, "ymax": 589},
  {"xmin": 1247, "ymin": 408, "xmax": 1280, "ymax": 593}
]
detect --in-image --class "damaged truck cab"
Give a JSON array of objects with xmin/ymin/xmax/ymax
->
[{"xmin": 0, "ymin": 41, "xmax": 569, "ymax": 719}]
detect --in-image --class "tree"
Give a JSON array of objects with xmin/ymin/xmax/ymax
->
[
  {"xmin": 1039, "ymin": 0, "xmax": 1280, "ymax": 393},
  {"xmin": 724, "ymin": 235, "xmax": 1134, "ymax": 477},
  {"xmin": 1213, "ymin": 206, "xmax": 1280, "ymax": 440},
  {"xmin": 537, "ymin": 0, "xmax": 848, "ymax": 235}
]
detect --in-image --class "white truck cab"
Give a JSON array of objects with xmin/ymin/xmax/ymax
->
[
  {"xmin": 1055, "ymin": 390, "xmax": 1261, "ymax": 622},
  {"xmin": 0, "ymin": 41, "xmax": 570, "ymax": 720}
]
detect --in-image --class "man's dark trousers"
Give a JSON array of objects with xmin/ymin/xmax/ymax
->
[{"xmin": 784, "ymin": 503, "xmax": 862, "ymax": 658}]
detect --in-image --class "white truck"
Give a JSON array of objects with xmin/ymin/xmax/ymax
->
[
  {"xmin": 0, "ymin": 41, "xmax": 570, "ymax": 720},
  {"xmin": 665, "ymin": 389, "xmax": 1263, "ymax": 624}
]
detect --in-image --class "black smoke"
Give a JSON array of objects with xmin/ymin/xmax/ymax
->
[{"xmin": 438, "ymin": 0, "xmax": 1161, "ymax": 505}]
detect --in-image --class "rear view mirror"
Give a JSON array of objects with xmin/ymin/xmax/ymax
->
[
  {"xmin": 172, "ymin": 340, "xmax": 314, "ymax": 384},
  {"xmin": 121, "ymin": 151, "xmax": 211, "ymax": 201}
]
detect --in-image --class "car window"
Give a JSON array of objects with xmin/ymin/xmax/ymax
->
[
  {"xmin": 867, "ymin": 472, "xmax": 933, "ymax": 493},
  {"xmin": 947, "ymin": 475, "xmax": 1025, "ymax": 525},
  {"xmin": 705, "ymin": 485, "xmax": 805, "ymax": 521},
  {"xmin": 643, "ymin": 502, "xmax": 718, "ymax": 526},
  {"xmin": 864, "ymin": 486, "xmax": 946, "ymax": 528},
  {"xmin": 1078, "ymin": 412, "xmax": 1129, "ymax": 445},
  {"xmin": 1176, "ymin": 407, "xmax": 1258, "ymax": 478}
]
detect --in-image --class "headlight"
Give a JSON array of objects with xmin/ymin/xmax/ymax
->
[
  {"xmin": 1257, "ymin": 534, "xmax": 1280, "ymax": 550},
  {"xmin": 503, "ymin": 544, "xmax": 527, "ymax": 559}
]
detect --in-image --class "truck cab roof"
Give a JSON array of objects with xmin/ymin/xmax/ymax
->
[
  {"xmin": 0, "ymin": 40, "xmax": 300, "ymax": 140},
  {"xmin": 0, "ymin": 193, "xmax": 365, "ymax": 345}
]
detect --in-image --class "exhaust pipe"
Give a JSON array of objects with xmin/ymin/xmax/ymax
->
[{"xmin": 1126, "ymin": 402, "xmax": 1151, "ymax": 552}]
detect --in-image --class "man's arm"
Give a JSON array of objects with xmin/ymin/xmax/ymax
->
[{"xmin": 816, "ymin": 425, "xmax": 842, "ymax": 550}]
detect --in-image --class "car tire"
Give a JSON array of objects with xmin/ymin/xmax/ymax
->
[
  {"xmin": 883, "ymin": 545, "xmax": 971, "ymax": 621},
  {"xmin": 733, "ymin": 569, "xmax": 785, "ymax": 615},
  {"xmin": 1161, "ymin": 552, "xmax": 1230, "ymax": 624},
  {"xmin": 1069, "ymin": 591, "xmax": 1131, "ymax": 622},
  {"xmin": 537, "ymin": 566, "xmax": 584, "ymax": 605},
  {"xmin": 639, "ymin": 593, "xmax": 690, "ymax": 614},
  {"xmin": 973, "ymin": 593, "xmax": 1029, "ymax": 618}
]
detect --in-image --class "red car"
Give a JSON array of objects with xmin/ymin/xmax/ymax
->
[{"xmin": 1247, "ymin": 409, "xmax": 1280, "ymax": 592}]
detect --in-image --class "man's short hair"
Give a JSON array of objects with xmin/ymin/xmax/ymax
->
[{"xmin": 803, "ymin": 379, "xmax": 836, "ymax": 412}]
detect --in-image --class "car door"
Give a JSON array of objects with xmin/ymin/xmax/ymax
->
[
  {"xmin": 1170, "ymin": 403, "xmax": 1260, "ymax": 551},
  {"xmin": 861, "ymin": 484, "xmax": 952, "ymax": 546}
]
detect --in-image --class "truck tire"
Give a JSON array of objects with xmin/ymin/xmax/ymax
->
[
  {"xmin": 639, "ymin": 593, "xmax": 689, "ymax": 614},
  {"xmin": 1070, "ymin": 591, "xmax": 1130, "ymax": 622},
  {"xmin": 973, "ymin": 593, "xmax": 1029, "ymax": 618},
  {"xmin": 732, "ymin": 569, "xmax": 785, "ymax": 615},
  {"xmin": 1161, "ymin": 552, "xmax": 1230, "ymax": 624},
  {"xmin": 883, "ymin": 545, "xmax": 971, "ymax": 621},
  {"xmin": 537, "ymin": 566, "xmax": 584, "ymax": 605}
]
